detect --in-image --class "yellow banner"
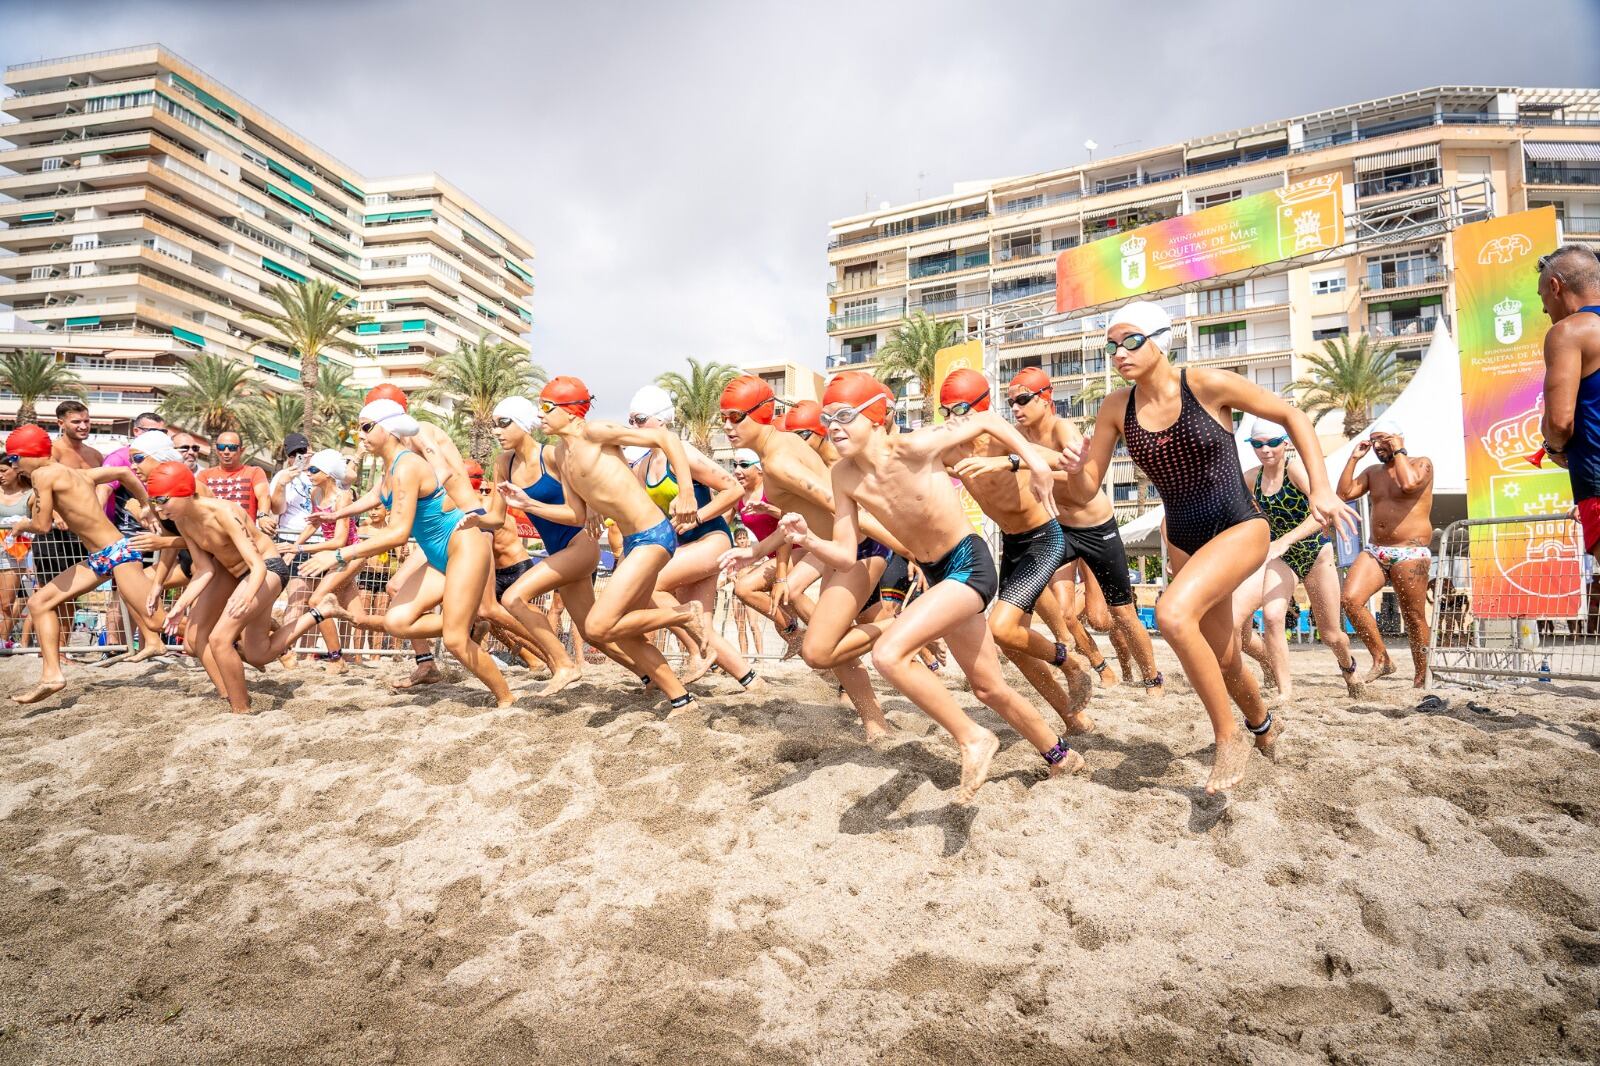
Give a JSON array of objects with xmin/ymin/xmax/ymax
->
[{"xmin": 932, "ymin": 339, "xmax": 983, "ymax": 424}]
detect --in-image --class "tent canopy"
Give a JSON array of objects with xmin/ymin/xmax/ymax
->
[{"xmin": 1118, "ymin": 324, "xmax": 1467, "ymax": 548}]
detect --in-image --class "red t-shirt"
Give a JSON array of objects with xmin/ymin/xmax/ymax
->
[{"xmin": 196, "ymin": 465, "xmax": 267, "ymax": 519}]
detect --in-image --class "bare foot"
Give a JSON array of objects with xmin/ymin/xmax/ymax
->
[
  {"xmin": 862, "ymin": 717, "xmax": 894, "ymax": 742},
  {"xmin": 1364, "ymin": 657, "xmax": 1396, "ymax": 684},
  {"xmin": 1144, "ymin": 677, "xmax": 1166, "ymax": 700},
  {"xmin": 679, "ymin": 652, "xmax": 713, "ymax": 686},
  {"xmin": 779, "ymin": 624, "xmax": 806, "ymax": 661},
  {"xmin": 1061, "ymin": 710, "xmax": 1096, "ymax": 737},
  {"xmin": 537, "ymin": 665, "xmax": 583, "ymax": 697},
  {"xmin": 1205, "ymin": 731, "xmax": 1255, "ymax": 795},
  {"xmin": 1338, "ymin": 660, "xmax": 1364, "ymax": 697},
  {"xmin": 1093, "ymin": 660, "xmax": 1120, "ymax": 688},
  {"xmin": 955, "ymin": 729, "xmax": 1001, "ymax": 804},
  {"xmin": 1048, "ymin": 748, "xmax": 1087, "ymax": 777},
  {"xmin": 677, "ymin": 602, "xmax": 707, "ymax": 656},
  {"xmin": 1412, "ymin": 672, "xmax": 1428, "ymax": 689},
  {"xmin": 125, "ymin": 643, "xmax": 168, "ymax": 664},
  {"xmin": 1062, "ymin": 665, "xmax": 1094, "ymax": 722},
  {"xmin": 389, "ymin": 664, "xmax": 443, "ymax": 691},
  {"xmin": 666, "ymin": 697, "xmax": 698, "ymax": 720},
  {"xmin": 228, "ymin": 705, "xmax": 256, "ymax": 715},
  {"xmin": 12, "ymin": 681, "xmax": 65, "ymax": 705},
  {"xmin": 324, "ymin": 658, "xmax": 347, "ymax": 676},
  {"xmin": 316, "ymin": 596, "xmax": 353, "ymax": 624}
]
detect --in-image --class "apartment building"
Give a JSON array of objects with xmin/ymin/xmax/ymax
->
[
  {"xmin": 824, "ymin": 86, "xmax": 1600, "ymax": 518},
  {"xmin": 0, "ymin": 44, "xmax": 534, "ymax": 438}
]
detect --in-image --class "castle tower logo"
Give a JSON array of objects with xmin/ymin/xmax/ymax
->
[
  {"xmin": 1119, "ymin": 235, "xmax": 1147, "ymax": 290},
  {"xmin": 1494, "ymin": 297, "xmax": 1523, "ymax": 346},
  {"xmin": 1273, "ymin": 174, "xmax": 1340, "ymax": 257}
]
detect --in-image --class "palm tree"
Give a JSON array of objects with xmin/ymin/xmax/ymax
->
[
  {"xmin": 1071, "ymin": 376, "xmax": 1109, "ymax": 429},
  {"xmin": 0, "ymin": 349, "xmax": 83, "ymax": 426},
  {"xmin": 240, "ymin": 279, "xmax": 369, "ymax": 443},
  {"xmin": 160, "ymin": 352, "xmax": 261, "ymax": 438},
  {"xmin": 875, "ymin": 311, "xmax": 959, "ymax": 425},
  {"xmin": 655, "ymin": 357, "xmax": 739, "ymax": 451},
  {"xmin": 310, "ymin": 363, "xmax": 363, "ymax": 449},
  {"xmin": 241, "ymin": 393, "xmax": 305, "ymax": 462},
  {"xmin": 413, "ymin": 334, "xmax": 545, "ymax": 462},
  {"xmin": 1288, "ymin": 334, "xmax": 1412, "ymax": 438}
]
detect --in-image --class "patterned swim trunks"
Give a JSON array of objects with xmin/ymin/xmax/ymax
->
[
  {"xmin": 85, "ymin": 537, "xmax": 141, "ymax": 578},
  {"xmin": 1363, "ymin": 543, "xmax": 1431, "ymax": 572}
]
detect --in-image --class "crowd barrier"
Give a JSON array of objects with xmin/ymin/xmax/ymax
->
[{"xmin": 1427, "ymin": 514, "xmax": 1600, "ymax": 690}]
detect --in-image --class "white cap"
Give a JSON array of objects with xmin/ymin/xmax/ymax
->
[
  {"xmin": 359, "ymin": 398, "xmax": 420, "ymax": 437},
  {"xmin": 308, "ymin": 448, "xmax": 348, "ymax": 481},
  {"xmin": 1247, "ymin": 417, "xmax": 1288, "ymax": 441},
  {"xmin": 1107, "ymin": 300, "xmax": 1173, "ymax": 349},
  {"xmin": 628, "ymin": 384, "xmax": 675, "ymax": 423},
  {"xmin": 129, "ymin": 430, "xmax": 180, "ymax": 463},
  {"xmin": 1368, "ymin": 417, "xmax": 1403, "ymax": 439},
  {"xmin": 493, "ymin": 396, "xmax": 539, "ymax": 433},
  {"xmin": 732, "ymin": 448, "xmax": 760, "ymax": 466}
]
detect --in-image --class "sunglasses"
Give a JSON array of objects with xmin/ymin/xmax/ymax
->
[
  {"xmin": 627, "ymin": 413, "xmax": 650, "ymax": 426},
  {"xmin": 1104, "ymin": 326, "xmax": 1171, "ymax": 357},
  {"xmin": 286, "ymin": 449, "xmax": 307, "ymax": 460},
  {"xmin": 792, "ymin": 429, "xmax": 816, "ymax": 441},
  {"xmin": 214, "ymin": 443, "xmax": 240, "ymax": 451},
  {"xmin": 178, "ymin": 445, "xmax": 200, "ymax": 453},
  {"xmin": 720, "ymin": 397, "xmax": 775, "ymax": 425},
  {"xmin": 939, "ymin": 390, "xmax": 989, "ymax": 419},
  {"xmin": 818, "ymin": 395, "xmax": 885, "ymax": 430},
  {"xmin": 1008, "ymin": 388, "xmax": 1045, "ymax": 408},
  {"xmin": 732, "ymin": 460, "xmax": 760, "ymax": 470},
  {"xmin": 1249, "ymin": 436, "xmax": 1287, "ymax": 448}
]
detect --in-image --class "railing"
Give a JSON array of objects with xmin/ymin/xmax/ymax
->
[
  {"xmin": 828, "ymin": 276, "xmax": 886, "ymax": 295},
  {"xmin": 1186, "ymin": 143, "xmax": 1290, "ymax": 175},
  {"xmin": 826, "ymin": 350, "xmax": 875, "ymax": 369},
  {"xmin": 995, "ymin": 236, "xmax": 1079, "ymax": 262},
  {"xmin": 1356, "ymin": 168, "xmax": 1441, "ymax": 198},
  {"xmin": 1527, "ymin": 165, "xmax": 1600, "ymax": 186},
  {"xmin": 827, "ymin": 209, "xmax": 991, "ymax": 250},
  {"xmin": 910, "ymin": 288, "xmax": 993, "ymax": 315},
  {"xmin": 908, "ymin": 250, "xmax": 989, "ymax": 279},
  {"xmin": 1368, "ymin": 316, "xmax": 1439, "ymax": 339},
  {"xmin": 998, "ymin": 187, "xmax": 1082, "ymax": 215},
  {"xmin": 826, "ymin": 302, "xmax": 907, "ymax": 331},
  {"xmin": 1193, "ymin": 286, "xmax": 1290, "ymax": 315},
  {"xmin": 1361, "ymin": 266, "xmax": 1448, "ymax": 291},
  {"xmin": 990, "ymin": 283, "xmax": 1055, "ymax": 306},
  {"xmin": 1187, "ymin": 335, "xmax": 1292, "ymax": 360},
  {"xmin": 1567, "ymin": 215, "xmax": 1600, "ymax": 234},
  {"xmin": 1092, "ymin": 169, "xmax": 1181, "ymax": 194}
]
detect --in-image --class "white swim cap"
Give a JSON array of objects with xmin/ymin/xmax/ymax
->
[
  {"xmin": 309, "ymin": 448, "xmax": 347, "ymax": 481},
  {"xmin": 1107, "ymin": 300, "xmax": 1173, "ymax": 349},
  {"xmin": 493, "ymin": 396, "xmax": 540, "ymax": 433},
  {"xmin": 1247, "ymin": 417, "xmax": 1288, "ymax": 441},
  {"xmin": 359, "ymin": 399, "xmax": 420, "ymax": 437},
  {"xmin": 129, "ymin": 430, "xmax": 180, "ymax": 463},
  {"xmin": 1368, "ymin": 417, "xmax": 1403, "ymax": 439},
  {"xmin": 628, "ymin": 384, "xmax": 675, "ymax": 423},
  {"xmin": 732, "ymin": 448, "xmax": 760, "ymax": 466}
]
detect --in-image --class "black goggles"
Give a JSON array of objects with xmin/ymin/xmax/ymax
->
[{"xmin": 1104, "ymin": 326, "xmax": 1171, "ymax": 356}]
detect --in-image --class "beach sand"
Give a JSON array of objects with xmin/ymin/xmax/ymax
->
[{"xmin": 1, "ymin": 643, "xmax": 1598, "ymax": 1064}]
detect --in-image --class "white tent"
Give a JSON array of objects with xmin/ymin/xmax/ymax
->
[{"xmin": 1118, "ymin": 323, "xmax": 1467, "ymax": 551}]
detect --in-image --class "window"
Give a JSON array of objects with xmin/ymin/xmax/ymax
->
[
  {"xmin": 760, "ymin": 372, "xmax": 785, "ymax": 396},
  {"xmin": 1254, "ymin": 365, "xmax": 1291, "ymax": 394},
  {"xmin": 1197, "ymin": 283, "xmax": 1245, "ymax": 314},
  {"xmin": 1365, "ymin": 249, "xmax": 1443, "ymax": 291},
  {"xmin": 1368, "ymin": 295, "xmax": 1442, "ymax": 338},
  {"xmin": 842, "ymin": 262, "xmax": 877, "ymax": 291},
  {"xmin": 1310, "ymin": 266, "xmax": 1347, "ymax": 295},
  {"xmin": 1196, "ymin": 320, "xmax": 1246, "ymax": 356},
  {"xmin": 917, "ymin": 284, "xmax": 957, "ymax": 313},
  {"xmin": 1000, "ymin": 228, "xmax": 1040, "ymax": 261},
  {"xmin": 1311, "ymin": 313, "xmax": 1348, "ymax": 342},
  {"xmin": 1194, "ymin": 188, "xmax": 1242, "ymax": 210}
]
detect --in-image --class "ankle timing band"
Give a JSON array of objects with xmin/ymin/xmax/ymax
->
[
  {"xmin": 415, "ymin": 653, "xmax": 434, "ymax": 665},
  {"xmin": 1143, "ymin": 671, "xmax": 1164, "ymax": 688},
  {"xmin": 1042, "ymin": 738, "xmax": 1073, "ymax": 765},
  {"xmin": 669, "ymin": 693, "xmax": 695, "ymax": 709},
  {"xmin": 1052, "ymin": 642, "xmax": 1069, "ymax": 667},
  {"xmin": 1248, "ymin": 712, "xmax": 1274, "ymax": 736},
  {"xmin": 737, "ymin": 669, "xmax": 758, "ymax": 687}
]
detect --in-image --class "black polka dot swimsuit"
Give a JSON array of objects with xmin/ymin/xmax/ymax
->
[{"xmin": 1122, "ymin": 369, "xmax": 1265, "ymax": 557}]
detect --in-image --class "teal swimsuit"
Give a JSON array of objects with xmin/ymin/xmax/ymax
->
[{"xmin": 380, "ymin": 449, "xmax": 463, "ymax": 573}]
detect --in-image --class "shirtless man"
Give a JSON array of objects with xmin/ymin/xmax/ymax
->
[
  {"xmin": 1008, "ymin": 367, "xmax": 1164, "ymax": 696},
  {"xmin": 143, "ymin": 462, "xmax": 291, "ymax": 714},
  {"xmin": 1537, "ymin": 244, "xmax": 1600, "ymax": 561},
  {"xmin": 716, "ymin": 375, "xmax": 902, "ymax": 737},
  {"xmin": 936, "ymin": 370, "xmax": 1094, "ymax": 734},
  {"xmin": 5, "ymin": 424, "xmax": 165, "ymax": 704},
  {"xmin": 1338, "ymin": 418, "xmax": 1435, "ymax": 687},
  {"xmin": 535, "ymin": 376, "xmax": 706, "ymax": 714},
  {"xmin": 777, "ymin": 371, "xmax": 1083, "ymax": 802},
  {"xmin": 34, "ymin": 400, "xmax": 102, "ymax": 618}
]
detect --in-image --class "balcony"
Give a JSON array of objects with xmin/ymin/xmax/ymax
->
[
  {"xmin": 826, "ymin": 349, "xmax": 876, "ymax": 370},
  {"xmin": 1361, "ymin": 265, "xmax": 1448, "ymax": 292},
  {"xmin": 1527, "ymin": 165, "xmax": 1600, "ymax": 186},
  {"xmin": 1567, "ymin": 215, "xmax": 1600, "ymax": 235},
  {"xmin": 827, "ymin": 275, "xmax": 885, "ymax": 295},
  {"xmin": 991, "ymin": 282, "xmax": 1054, "ymax": 306},
  {"xmin": 995, "ymin": 236, "xmax": 1079, "ymax": 263},
  {"xmin": 1369, "ymin": 316, "xmax": 1439, "ymax": 339},
  {"xmin": 998, "ymin": 187, "xmax": 1081, "ymax": 215},
  {"xmin": 908, "ymin": 249, "xmax": 989, "ymax": 280},
  {"xmin": 1186, "ymin": 335, "xmax": 1292, "ymax": 361},
  {"xmin": 1091, "ymin": 169, "xmax": 1182, "ymax": 194},
  {"xmin": 827, "ymin": 209, "xmax": 990, "ymax": 251},
  {"xmin": 827, "ymin": 301, "xmax": 906, "ymax": 331},
  {"xmin": 1356, "ymin": 167, "xmax": 1441, "ymax": 199},
  {"xmin": 910, "ymin": 288, "xmax": 993, "ymax": 316}
]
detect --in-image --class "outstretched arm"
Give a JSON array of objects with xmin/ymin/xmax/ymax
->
[
  {"xmin": 1057, "ymin": 392, "xmax": 1126, "ymax": 504},
  {"xmin": 587, "ymin": 421, "xmax": 699, "ymax": 530}
]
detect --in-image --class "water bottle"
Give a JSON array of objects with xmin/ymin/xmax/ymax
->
[
  {"xmin": 1539, "ymin": 657, "xmax": 1552, "ymax": 684},
  {"xmin": 1335, "ymin": 514, "xmax": 1363, "ymax": 569}
]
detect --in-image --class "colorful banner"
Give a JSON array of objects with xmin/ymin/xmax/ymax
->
[
  {"xmin": 931, "ymin": 338, "xmax": 989, "ymax": 536},
  {"xmin": 1055, "ymin": 174, "xmax": 1344, "ymax": 313},
  {"xmin": 1453, "ymin": 206, "xmax": 1580, "ymax": 618}
]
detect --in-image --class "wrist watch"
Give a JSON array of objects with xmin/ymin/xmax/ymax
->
[
  {"xmin": 1392, "ymin": 449, "xmax": 1408, "ymax": 457},
  {"xmin": 335, "ymin": 547, "xmax": 346, "ymax": 566},
  {"xmin": 1008, "ymin": 453, "xmax": 1022, "ymax": 472}
]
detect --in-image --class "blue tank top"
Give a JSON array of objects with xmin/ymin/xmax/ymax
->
[
  {"xmin": 1568, "ymin": 306, "xmax": 1600, "ymax": 500},
  {"xmin": 521, "ymin": 446, "xmax": 581, "ymax": 554}
]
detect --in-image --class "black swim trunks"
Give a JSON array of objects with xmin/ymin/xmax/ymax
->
[
  {"xmin": 1061, "ymin": 516, "xmax": 1136, "ymax": 608},
  {"xmin": 919, "ymin": 533, "xmax": 998, "ymax": 607},
  {"xmin": 263, "ymin": 555, "xmax": 292, "ymax": 586},
  {"xmin": 856, "ymin": 537, "xmax": 893, "ymax": 563},
  {"xmin": 999, "ymin": 520, "xmax": 1067, "ymax": 613},
  {"xmin": 494, "ymin": 557, "xmax": 536, "ymax": 600},
  {"xmin": 878, "ymin": 553, "xmax": 913, "ymax": 606}
]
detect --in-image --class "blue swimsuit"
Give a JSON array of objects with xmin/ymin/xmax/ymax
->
[
  {"xmin": 380, "ymin": 450, "xmax": 463, "ymax": 573},
  {"xmin": 521, "ymin": 446, "xmax": 582, "ymax": 554}
]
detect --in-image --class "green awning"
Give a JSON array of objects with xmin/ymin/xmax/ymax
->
[
  {"xmin": 356, "ymin": 322, "xmax": 382, "ymax": 334},
  {"xmin": 401, "ymin": 319, "xmax": 426, "ymax": 332},
  {"xmin": 170, "ymin": 73, "xmax": 240, "ymax": 120},
  {"xmin": 254, "ymin": 354, "xmax": 300, "ymax": 380},
  {"xmin": 266, "ymin": 158, "xmax": 315, "ymax": 196},
  {"xmin": 477, "ymin": 304, "xmax": 498, "ymax": 318},
  {"xmin": 340, "ymin": 178, "xmax": 366, "ymax": 200},
  {"xmin": 504, "ymin": 259, "xmax": 534, "ymax": 284},
  {"xmin": 516, "ymin": 307, "xmax": 533, "ymax": 323},
  {"xmin": 266, "ymin": 183, "xmax": 319, "ymax": 220},
  {"xmin": 18, "ymin": 211, "xmax": 59, "ymax": 223},
  {"xmin": 375, "ymin": 343, "xmax": 410, "ymax": 353},
  {"xmin": 261, "ymin": 257, "xmax": 308, "ymax": 284},
  {"xmin": 364, "ymin": 212, "xmax": 391, "ymax": 224},
  {"xmin": 65, "ymin": 315, "xmax": 101, "ymax": 328},
  {"xmin": 389, "ymin": 209, "xmax": 433, "ymax": 223},
  {"xmin": 171, "ymin": 326, "xmax": 206, "ymax": 348}
]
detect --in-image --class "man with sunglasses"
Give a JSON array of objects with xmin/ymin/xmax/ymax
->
[
  {"xmin": 4, "ymin": 424, "xmax": 167, "ymax": 705},
  {"xmin": 716, "ymin": 374, "xmax": 905, "ymax": 739},
  {"xmin": 174, "ymin": 433, "xmax": 205, "ymax": 472},
  {"xmin": 773, "ymin": 371, "xmax": 1080, "ymax": 801},
  {"xmin": 1337, "ymin": 418, "xmax": 1435, "ymax": 688},
  {"xmin": 1008, "ymin": 366, "xmax": 1165, "ymax": 698},
  {"xmin": 195, "ymin": 431, "xmax": 269, "ymax": 522}
]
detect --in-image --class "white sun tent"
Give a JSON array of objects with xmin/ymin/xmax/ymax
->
[{"xmin": 1119, "ymin": 323, "xmax": 1468, "ymax": 552}]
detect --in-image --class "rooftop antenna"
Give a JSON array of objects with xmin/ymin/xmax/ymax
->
[{"xmin": 1083, "ymin": 139, "xmax": 1098, "ymax": 161}]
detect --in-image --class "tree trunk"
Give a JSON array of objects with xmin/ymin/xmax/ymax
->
[
  {"xmin": 469, "ymin": 417, "xmax": 491, "ymax": 464},
  {"xmin": 301, "ymin": 346, "xmax": 320, "ymax": 444},
  {"xmin": 1344, "ymin": 406, "xmax": 1372, "ymax": 439},
  {"xmin": 17, "ymin": 398, "xmax": 36, "ymax": 425}
]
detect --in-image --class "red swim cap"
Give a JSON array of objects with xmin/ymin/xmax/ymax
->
[
  {"xmin": 365, "ymin": 383, "xmax": 408, "ymax": 410},
  {"xmin": 822, "ymin": 371, "xmax": 890, "ymax": 426},
  {"xmin": 719, "ymin": 375, "xmax": 775, "ymax": 425},
  {"xmin": 146, "ymin": 461, "xmax": 197, "ymax": 498},
  {"xmin": 540, "ymin": 376, "xmax": 592, "ymax": 418},
  {"xmin": 939, "ymin": 369, "xmax": 990, "ymax": 412},
  {"xmin": 1009, "ymin": 366, "xmax": 1052, "ymax": 396},
  {"xmin": 464, "ymin": 458, "xmax": 484, "ymax": 487},
  {"xmin": 785, "ymin": 400, "xmax": 823, "ymax": 434},
  {"xmin": 3, "ymin": 424, "xmax": 52, "ymax": 459}
]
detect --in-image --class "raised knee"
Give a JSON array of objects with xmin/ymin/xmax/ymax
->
[
  {"xmin": 869, "ymin": 643, "xmax": 901, "ymax": 676},
  {"xmin": 1155, "ymin": 601, "xmax": 1190, "ymax": 633}
]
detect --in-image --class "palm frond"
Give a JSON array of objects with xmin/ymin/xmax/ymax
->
[
  {"xmin": 0, "ymin": 349, "xmax": 83, "ymax": 425},
  {"xmin": 159, "ymin": 352, "xmax": 263, "ymax": 439},
  {"xmin": 874, "ymin": 311, "xmax": 960, "ymax": 425},
  {"xmin": 411, "ymin": 334, "xmax": 545, "ymax": 461},
  {"xmin": 655, "ymin": 358, "xmax": 740, "ymax": 451},
  {"xmin": 241, "ymin": 279, "xmax": 372, "ymax": 442},
  {"xmin": 1287, "ymin": 333, "xmax": 1412, "ymax": 438}
]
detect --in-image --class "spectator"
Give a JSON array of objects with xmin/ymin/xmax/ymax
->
[
  {"xmin": 51, "ymin": 399, "xmax": 102, "ymax": 469},
  {"xmin": 173, "ymin": 432, "xmax": 206, "ymax": 472},
  {"xmin": 99, "ymin": 411, "xmax": 167, "ymax": 527},
  {"xmin": 1537, "ymin": 244, "xmax": 1600, "ymax": 561},
  {"xmin": 195, "ymin": 430, "xmax": 269, "ymax": 520}
]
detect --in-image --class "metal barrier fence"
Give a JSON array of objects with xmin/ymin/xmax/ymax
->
[{"xmin": 1428, "ymin": 513, "xmax": 1600, "ymax": 689}]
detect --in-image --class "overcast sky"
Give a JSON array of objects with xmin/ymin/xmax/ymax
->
[{"xmin": 3, "ymin": 0, "xmax": 1596, "ymax": 417}]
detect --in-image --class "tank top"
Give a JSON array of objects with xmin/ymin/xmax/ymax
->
[
  {"xmin": 1568, "ymin": 306, "xmax": 1600, "ymax": 500},
  {"xmin": 520, "ymin": 445, "xmax": 580, "ymax": 554},
  {"xmin": 312, "ymin": 493, "xmax": 358, "ymax": 546},
  {"xmin": 643, "ymin": 456, "xmax": 679, "ymax": 512},
  {"xmin": 276, "ymin": 471, "xmax": 316, "ymax": 538},
  {"xmin": 0, "ymin": 490, "xmax": 31, "ymax": 522},
  {"xmin": 736, "ymin": 491, "xmax": 779, "ymax": 543},
  {"xmin": 1122, "ymin": 369, "xmax": 1263, "ymax": 556}
]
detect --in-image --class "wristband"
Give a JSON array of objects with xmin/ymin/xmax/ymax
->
[{"xmin": 1008, "ymin": 453, "xmax": 1022, "ymax": 472}]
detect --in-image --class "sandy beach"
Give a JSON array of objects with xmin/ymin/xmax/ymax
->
[{"xmin": 1, "ymin": 642, "xmax": 1598, "ymax": 1065}]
